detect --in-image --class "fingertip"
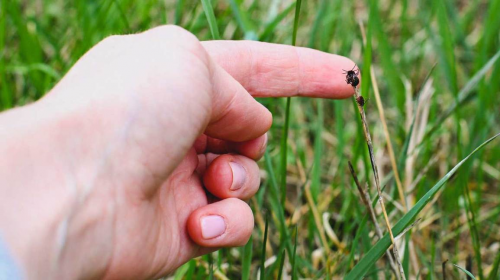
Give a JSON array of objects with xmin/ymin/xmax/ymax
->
[
  {"xmin": 229, "ymin": 133, "xmax": 268, "ymax": 160},
  {"xmin": 203, "ymin": 155, "xmax": 233, "ymax": 197},
  {"xmin": 187, "ymin": 198, "xmax": 254, "ymax": 247},
  {"xmin": 203, "ymin": 154, "xmax": 260, "ymax": 199},
  {"xmin": 300, "ymin": 51, "xmax": 359, "ymax": 99}
]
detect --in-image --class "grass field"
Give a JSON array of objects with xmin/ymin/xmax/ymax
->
[{"xmin": 2, "ymin": 0, "xmax": 500, "ymax": 279}]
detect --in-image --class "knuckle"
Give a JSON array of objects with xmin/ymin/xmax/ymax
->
[
  {"xmin": 99, "ymin": 34, "xmax": 127, "ymax": 48},
  {"xmin": 149, "ymin": 25, "xmax": 189, "ymax": 37},
  {"xmin": 142, "ymin": 25, "xmax": 203, "ymax": 49},
  {"xmin": 138, "ymin": 25, "xmax": 210, "ymax": 68}
]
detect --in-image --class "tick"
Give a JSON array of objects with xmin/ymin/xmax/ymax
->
[
  {"xmin": 356, "ymin": 96, "xmax": 365, "ymax": 107},
  {"xmin": 343, "ymin": 65, "xmax": 360, "ymax": 87}
]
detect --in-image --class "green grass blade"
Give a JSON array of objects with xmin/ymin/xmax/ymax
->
[
  {"xmin": 187, "ymin": 259, "xmax": 197, "ymax": 279},
  {"xmin": 208, "ymin": 253, "xmax": 214, "ymax": 280},
  {"xmin": 264, "ymin": 152, "xmax": 292, "ymax": 254},
  {"xmin": 360, "ymin": 0, "xmax": 374, "ymax": 98},
  {"xmin": 228, "ymin": 0, "xmax": 256, "ymax": 40},
  {"xmin": 200, "ymin": 0, "xmax": 220, "ymax": 40},
  {"xmin": 111, "ymin": 0, "xmax": 130, "ymax": 33},
  {"xmin": 260, "ymin": 213, "xmax": 269, "ymax": 280},
  {"xmin": 291, "ymin": 0, "xmax": 302, "ymax": 46},
  {"xmin": 0, "ymin": 0, "xmax": 11, "ymax": 109},
  {"xmin": 173, "ymin": 262, "xmax": 191, "ymax": 280},
  {"xmin": 424, "ymin": 49, "xmax": 500, "ymax": 140},
  {"xmin": 259, "ymin": 2, "xmax": 295, "ymax": 41},
  {"xmin": 276, "ymin": 249, "xmax": 286, "ymax": 280},
  {"xmin": 434, "ymin": 0, "xmax": 458, "ymax": 95},
  {"xmin": 291, "ymin": 225, "xmax": 298, "ymax": 280},
  {"xmin": 463, "ymin": 182, "xmax": 483, "ymax": 278},
  {"xmin": 280, "ymin": 0, "xmax": 302, "ymax": 209},
  {"xmin": 6, "ymin": 0, "xmax": 44, "ymax": 95},
  {"xmin": 174, "ymin": 0, "xmax": 185, "ymax": 25},
  {"xmin": 488, "ymin": 249, "xmax": 500, "ymax": 280},
  {"xmin": 371, "ymin": 0, "xmax": 404, "ymax": 111},
  {"xmin": 345, "ymin": 133, "xmax": 500, "ymax": 280},
  {"xmin": 452, "ymin": 263, "xmax": 476, "ymax": 280},
  {"xmin": 241, "ymin": 235, "xmax": 253, "ymax": 280},
  {"xmin": 311, "ymin": 99, "xmax": 323, "ymax": 200},
  {"xmin": 347, "ymin": 215, "xmax": 368, "ymax": 270},
  {"xmin": 279, "ymin": 98, "xmax": 291, "ymax": 208}
]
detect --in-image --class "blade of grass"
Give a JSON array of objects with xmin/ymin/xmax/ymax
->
[
  {"xmin": 260, "ymin": 212, "xmax": 269, "ymax": 280},
  {"xmin": 291, "ymin": 0, "xmax": 302, "ymax": 46},
  {"xmin": 241, "ymin": 235, "xmax": 253, "ymax": 280},
  {"xmin": 345, "ymin": 132, "xmax": 500, "ymax": 280},
  {"xmin": 185, "ymin": 259, "xmax": 197, "ymax": 280},
  {"xmin": 173, "ymin": 262, "xmax": 191, "ymax": 280},
  {"xmin": 201, "ymin": 0, "xmax": 220, "ymax": 40},
  {"xmin": 424, "ymin": 49, "xmax": 500, "ymax": 140},
  {"xmin": 487, "ymin": 249, "xmax": 500, "ymax": 280},
  {"xmin": 111, "ymin": 0, "xmax": 130, "ymax": 33},
  {"xmin": 463, "ymin": 180, "xmax": 484, "ymax": 279},
  {"xmin": 452, "ymin": 263, "xmax": 476, "ymax": 280},
  {"xmin": 348, "ymin": 161, "xmax": 399, "ymax": 276},
  {"xmin": 228, "ymin": 0, "xmax": 257, "ymax": 40},
  {"xmin": 276, "ymin": 249, "xmax": 286, "ymax": 280},
  {"xmin": 6, "ymin": 0, "xmax": 44, "ymax": 95},
  {"xmin": 370, "ymin": 56, "xmax": 407, "ymax": 211},
  {"xmin": 280, "ymin": 98, "xmax": 292, "ymax": 208},
  {"xmin": 311, "ymin": 99, "xmax": 323, "ymax": 200},
  {"xmin": 370, "ymin": 0, "xmax": 404, "ymax": 112},
  {"xmin": 264, "ymin": 152, "xmax": 292, "ymax": 253},
  {"xmin": 291, "ymin": 225, "xmax": 298, "ymax": 280},
  {"xmin": 280, "ymin": 0, "xmax": 302, "ymax": 209},
  {"xmin": 0, "ymin": 0, "xmax": 12, "ymax": 109},
  {"xmin": 258, "ymin": 2, "xmax": 294, "ymax": 41},
  {"xmin": 351, "ymin": 84, "xmax": 406, "ymax": 279},
  {"xmin": 208, "ymin": 253, "xmax": 214, "ymax": 280},
  {"xmin": 174, "ymin": 0, "xmax": 185, "ymax": 25}
]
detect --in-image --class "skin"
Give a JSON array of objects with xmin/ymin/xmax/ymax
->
[{"xmin": 0, "ymin": 25, "xmax": 356, "ymax": 279}]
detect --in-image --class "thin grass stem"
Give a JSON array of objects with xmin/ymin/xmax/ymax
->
[
  {"xmin": 370, "ymin": 66, "xmax": 408, "ymax": 211},
  {"xmin": 351, "ymin": 84, "xmax": 407, "ymax": 280},
  {"xmin": 348, "ymin": 161, "xmax": 399, "ymax": 278}
]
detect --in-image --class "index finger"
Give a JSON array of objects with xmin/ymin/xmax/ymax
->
[{"xmin": 202, "ymin": 40, "xmax": 357, "ymax": 99}]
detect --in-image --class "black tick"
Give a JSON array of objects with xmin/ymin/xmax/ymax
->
[{"xmin": 343, "ymin": 65, "xmax": 360, "ymax": 87}]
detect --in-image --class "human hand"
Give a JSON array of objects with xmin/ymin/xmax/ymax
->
[{"xmin": 0, "ymin": 26, "xmax": 355, "ymax": 279}]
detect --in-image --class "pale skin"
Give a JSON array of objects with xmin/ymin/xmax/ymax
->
[{"xmin": 0, "ymin": 26, "xmax": 355, "ymax": 279}]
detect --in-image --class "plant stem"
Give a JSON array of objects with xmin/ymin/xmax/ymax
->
[
  {"xmin": 348, "ymin": 161, "xmax": 399, "ymax": 278},
  {"xmin": 351, "ymin": 85, "xmax": 407, "ymax": 280}
]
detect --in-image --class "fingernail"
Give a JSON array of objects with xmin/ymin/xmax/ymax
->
[
  {"xmin": 201, "ymin": 215, "xmax": 226, "ymax": 239},
  {"xmin": 229, "ymin": 162, "xmax": 246, "ymax": 190}
]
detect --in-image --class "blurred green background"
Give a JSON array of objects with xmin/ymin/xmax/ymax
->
[{"xmin": 1, "ymin": 0, "xmax": 500, "ymax": 279}]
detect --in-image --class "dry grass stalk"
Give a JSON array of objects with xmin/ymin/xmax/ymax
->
[
  {"xmin": 304, "ymin": 181, "xmax": 339, "ymax": 254},
  {"xmin": 351, "ymin": 84, "xmax": 407, "ymax": 280},
  {"xmin": 348, "ymin": 161, "xmax": 399, "ymax": 278},
  {"xmin": 370, "ymin": 66, "xmax": 408, "ymax": 211},
  {"xmin": 395, "ymin": 218, "xmax": 421, "ymax": 240},
  {"xmin": 407, "ymin": 154, "xmax": 439, "ymax": 193},
  {"xmin": 405, "ymin": 78, "xmax": 434, "ymax": 206}
]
